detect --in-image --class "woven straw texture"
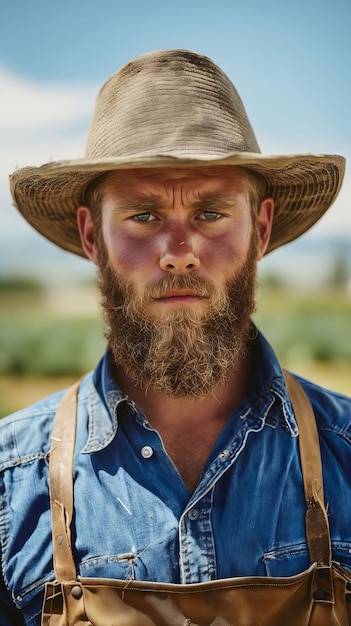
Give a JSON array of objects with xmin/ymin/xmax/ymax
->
[{"xmin": 9, "ymin": 50, "xmax": 345, "ymax": 257}]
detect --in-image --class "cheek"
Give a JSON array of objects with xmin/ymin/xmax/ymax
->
[
  {"xmin": 105, "ymin": 231, "xmax": 158, "ymax": 274},
  {"xmin": 202, "ymin": 229, "xmax": 251, "ymax": 271}
]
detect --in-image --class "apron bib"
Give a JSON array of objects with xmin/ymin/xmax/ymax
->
[{"xmin": 42, "ymin": 371, "xmax": 351, "ymax": 625}]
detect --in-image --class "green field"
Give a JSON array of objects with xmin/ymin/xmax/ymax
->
[{"xmin": 0, "ymin": 280, "xmax": 350, "ymax": 417}]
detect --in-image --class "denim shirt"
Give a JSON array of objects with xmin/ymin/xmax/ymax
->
[{"xmin": 0, "ymin": 331, "xmax": 351, "ymax": 625}]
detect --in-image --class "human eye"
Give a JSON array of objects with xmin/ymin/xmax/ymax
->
[
  {"xmin": 131, "ymin": 212, "xmax": 156, "ymax": 222},
  {"xmin": 198, "ymin": 211, "xmax": 222, "ymax": 221}
]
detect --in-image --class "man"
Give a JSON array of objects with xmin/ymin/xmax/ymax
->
[{"xmin": 1, "ymin": 50, "xmax": 350, "ymax": 625}]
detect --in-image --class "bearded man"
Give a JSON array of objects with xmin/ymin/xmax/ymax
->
[{"xmin": 1, "ymin": 50, "xmax": 351, "ymax": 626}]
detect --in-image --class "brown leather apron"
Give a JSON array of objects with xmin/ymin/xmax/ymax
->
[{"xmin": 42, "ymin": 371, "xmax": 351, "ymax": 625}]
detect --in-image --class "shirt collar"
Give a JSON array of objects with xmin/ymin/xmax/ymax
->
[
  {"xmin": 81, "ymin": 352, "xmax": 131, "ymax": 453},
  {"xmin": 250, "ymin": 331, "xmax": 298, "ymax": 437},
  {"xmin": 82, "ymin": 329, "xmax": 298, "ymax": 454}
]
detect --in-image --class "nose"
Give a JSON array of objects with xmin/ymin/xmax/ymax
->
[{"xmin": 159, "ymin": 231, "xmax": 200, "ymax": 274}]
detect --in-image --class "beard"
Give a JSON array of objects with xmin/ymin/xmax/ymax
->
[{"xmin": 96, "ymin": 228, "xmax": 259, "ymax": 399}]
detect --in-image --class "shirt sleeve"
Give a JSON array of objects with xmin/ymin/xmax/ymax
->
[{"xmin": 0, "ymin": 571, "xmax": 25, "ymax": 626}]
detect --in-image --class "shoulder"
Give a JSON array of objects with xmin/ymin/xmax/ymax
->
[
  {"xmin": 0, "ymin": 389, "xmax": 67, "ymax": 471},
  {"xmin": 294, "ymin": 374, "xmax": 351, "ymax": 439},
  {"xmin": 0, "ymin": 374, "xmax": 92, "ymax": 471}
]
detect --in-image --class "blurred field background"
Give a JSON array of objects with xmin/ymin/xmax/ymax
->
[
  {"xmin": 1, "ymin": 0, "xmax": 350, "ymax": 417},
  {"xmin": 0, "ymin": 261, "xmax": 350, "ymax": 417}
]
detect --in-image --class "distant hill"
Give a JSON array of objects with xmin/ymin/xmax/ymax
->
[{"xmin": 260, "ymin": 235, "xmax": 351, "ymax": 287}]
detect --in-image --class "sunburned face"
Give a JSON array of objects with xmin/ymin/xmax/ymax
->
[{"xmin": 78, "ymin": 166, "xmax": 274, "ymax": 397}]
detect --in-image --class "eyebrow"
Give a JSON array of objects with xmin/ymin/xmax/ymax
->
[
  {"xmin": 112, "ymin": 198, "xmax": 163, "ymax": 213},
  {"xmin": 191, "ymin": 194, "xmax": 240, "ymax": 212},
  {"xmin": 113, "ymin": 193, "xmax": 239, "ymax": 213}
]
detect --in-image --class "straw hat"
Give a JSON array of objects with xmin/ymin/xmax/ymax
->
[{"xmin": 9, "ymin": 49, "xmax": 345, "ymax": 257}]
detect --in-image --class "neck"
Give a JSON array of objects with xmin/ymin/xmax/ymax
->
[{"xmin": 114, "ymin": 348, "xmax": 254, "ymax": 428}]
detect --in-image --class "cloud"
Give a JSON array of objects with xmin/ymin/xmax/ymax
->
[
  {"xmin": 0, "ymin": 66, "xmax": 98, "ymax": 178},
  {"xmin": 0, "ymin": 66, "xmax": 97, "ymax": 180},
  {"xmin": 0, "ymin": 66, "xmax": 97, "ymax": 135},
  {"xmin": 0, "ymin": 67, "xmax": 98, "ymax": 245}
]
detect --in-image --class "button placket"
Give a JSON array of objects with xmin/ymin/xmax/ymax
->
[{"xmin": 179, "ymin": 490, "xmax": 217, "ymax": 583}]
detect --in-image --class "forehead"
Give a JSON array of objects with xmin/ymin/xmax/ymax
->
[{"xmin": 100, "ymin": 165, "xmax": 252, "ymax": 199}]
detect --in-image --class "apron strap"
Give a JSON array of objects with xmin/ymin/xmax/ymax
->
[
  {"xmin": 284, "ymin": 370, "xmax": 331, "ymax": 568},
  {"xmin": 49, "ymin": 381, "xmax": 80, "ymax": 581},
  {"xmin": 48, "ymin": 370, "xmax": 332, "ymax": 582}
]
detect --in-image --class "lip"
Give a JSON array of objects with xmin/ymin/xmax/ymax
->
[{"xmin": 154, "ymin": 290, "xmax": 205, "ymax": 304}]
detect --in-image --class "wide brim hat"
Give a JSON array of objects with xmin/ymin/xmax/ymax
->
[{"xmin": 10, "ymin": 49, "xmax": 345, "ymax": 257}]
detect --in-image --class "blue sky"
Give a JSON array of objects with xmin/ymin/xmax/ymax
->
[{"xmin": 0, "ymin": 0, "xmax": 350, "ymax": 279}]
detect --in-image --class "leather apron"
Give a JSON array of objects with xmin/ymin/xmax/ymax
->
[{"xmin": 42, "ymin": 371, "xmax": 351, "ymax": 625}]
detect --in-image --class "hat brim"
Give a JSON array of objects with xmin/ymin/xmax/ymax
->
[{"xmin": 10, "ymin": 151, "xmax": 345, "ymax": 258}]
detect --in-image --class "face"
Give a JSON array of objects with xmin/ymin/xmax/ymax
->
[
  {"xmin": 80, "ymin": 166, "xmax": 272, "ymax": 311},
  {"xmin": 78, "ymin": 166, "xmax": 273, "ymax": 397}
]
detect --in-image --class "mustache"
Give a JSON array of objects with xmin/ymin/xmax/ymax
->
[{"xmin": 137, "ymin": 273, "xmax": 216, "ymax": 302}]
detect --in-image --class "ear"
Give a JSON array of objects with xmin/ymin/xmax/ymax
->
[
  {"xmin": 256, "ymin": 198, "xmax": 274, "ymax": 261},
  {"xmin": 77, "ymin": 206, "xmax": 99, "ymax": 264}
]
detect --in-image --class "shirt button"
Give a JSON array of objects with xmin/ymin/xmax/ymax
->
[
  {"xmin": 141, "ymin": 445, "xmax": 154, "ymax": 459},
  {"xmin": 188, "ymin": 508, "xmax": 199, "ymax": 521},
  {"xmin": 126, "ymin": 402, "xmax": 135, "ymax": 414}
]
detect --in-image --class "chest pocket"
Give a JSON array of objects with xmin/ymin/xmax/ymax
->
[{"xmin": 42, "ymin": 373, "xmax": 351, "ymax": 626}]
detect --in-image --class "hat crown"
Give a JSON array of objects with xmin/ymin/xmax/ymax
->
[{"xmin": 85, "ymin": 49, "xmax": 260, "ymax": 160}]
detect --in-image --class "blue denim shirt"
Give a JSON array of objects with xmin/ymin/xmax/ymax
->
[{"xmin": 0, "ymin": 331, "xmax": 351, "ymax": 625}]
